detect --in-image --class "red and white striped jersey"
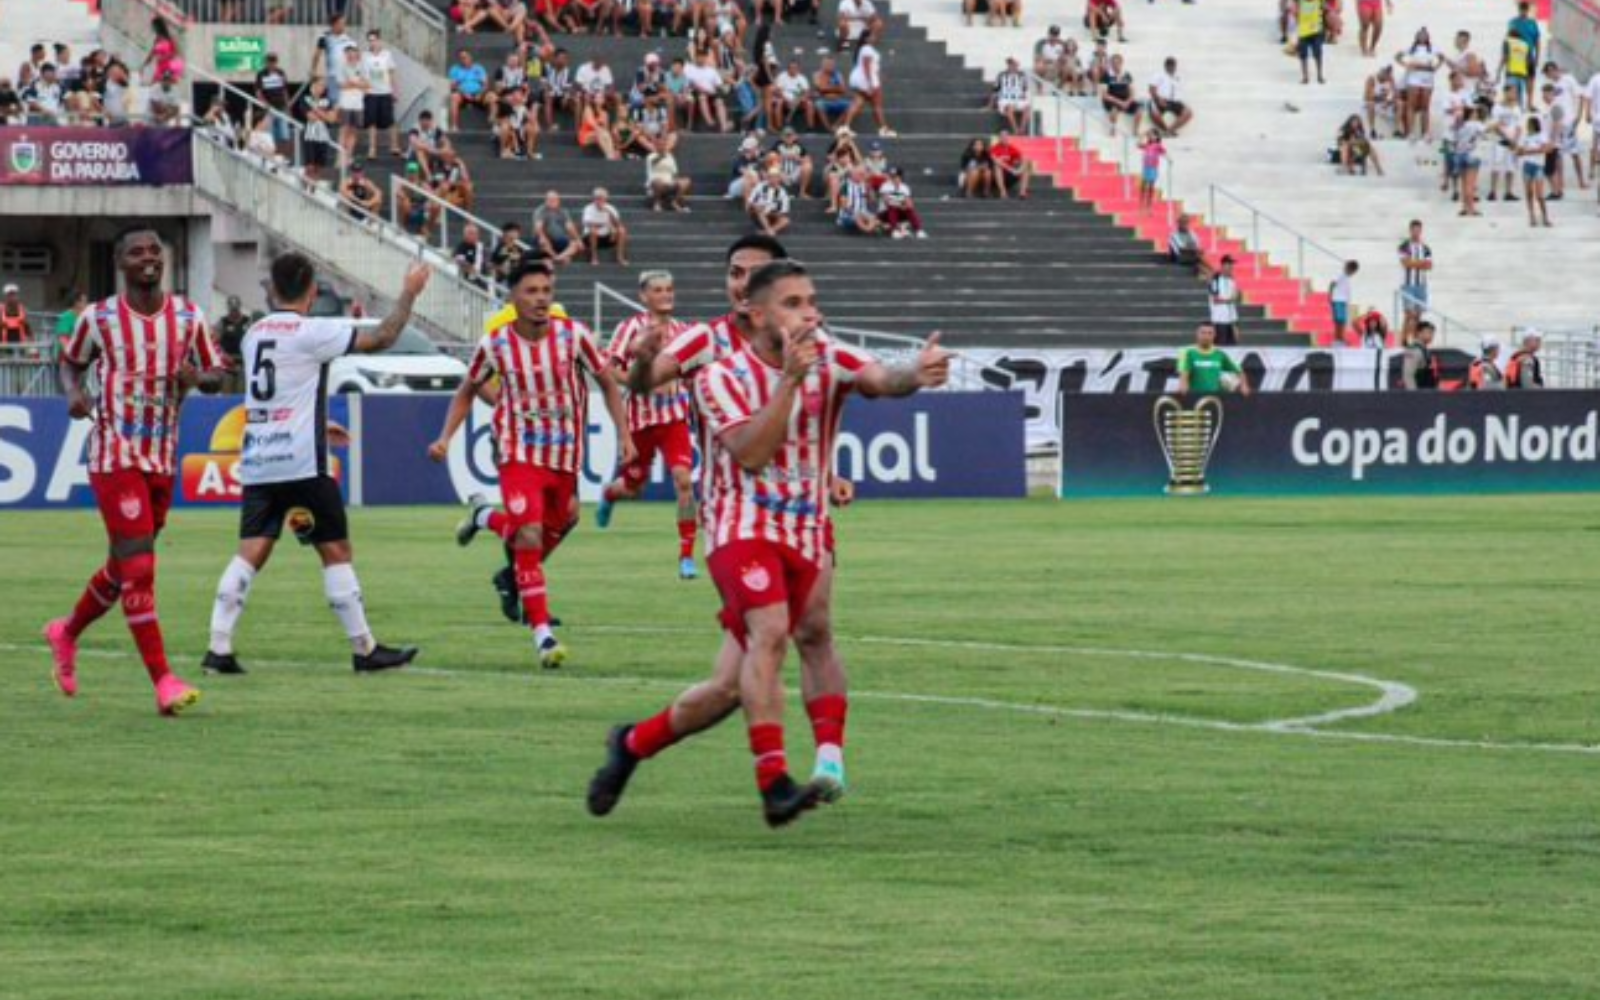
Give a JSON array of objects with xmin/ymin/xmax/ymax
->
[
  {"xmin": 608, "ymin": 313, "xmax": 691, "ymax": 431},
  {"xmin": 663, "ymin": 312, "xmax": 747, "ymax": 377},
  {"xmin": 693, "ymin": 334, "xmax": 875, "ymax": 565},
  {"xmin": 62, "ymin": 294, "xmax": 221, "ymax": 476},
  {"xmin": 468, "ymin": 316, "xmax": 606, "ymax": 473}
]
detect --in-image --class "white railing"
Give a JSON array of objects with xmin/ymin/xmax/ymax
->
[
  {"xmin": 156, "ymin": 0, "xmax": 350, "ymax": 25},
  {"xmin": 363, "ymin": 0, "xmax": 450, "ymax": 76},
  {"xmin": 1028, "ymin": 72, "xmax": 1174, "ymax": 206},
  {"xmin": 193, "ymin": 131, "xmax": 494, "ymax": 342},
  {"xmin": 1539, "ymin": 329, "xmax": 1600, "ymax": 389},
  {"xmin": 190, "ymin": 64, "xmax": 320, "ymax": 169}
]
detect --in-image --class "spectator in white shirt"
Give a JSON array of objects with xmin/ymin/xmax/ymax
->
[
  {"xmin": 1149, "ymin": 58, "xmax": 1192, "ymax": 136},
  {"xmin": 337, "ymin": 46, "xmax": 369, "ymax": 162},
  {"xmin": 1034, "ymin": 26, "xmax": 1069, "ymax": 86},
  {"xmin": 1208, "ymin": 256, "xmax": 1241, "ymax": 345},
  {"xmin": 843, "ymin": 42, "xmax": 895, "ymax": 137},
  {"xmin": 582, "ymin": 187, "xmax": 630, "ymax": 266},
  {"xmin": 770, "ymin": 60, "xmax": 816, "ymax": 131},
  {"xmin": 577, "ymin": 56, "xmax": 619, "ymax": 114},
  {"xmin": 362, "ymin": 31, "xmax": 402, "ymax": 160},
  {"xmin": 837, "ymin": 0, "xmax": 883, "ymax": 49},
  {"xmin": 878, "ymin": 167, "xmax": 927, "ymax": 239},
  {"xmin": 646, "ymin": 149, "xmax": 692, "ymax": 212},
  {"xmin": 684, "ymin": 51, "xmax": 731, "ymax": 133},
  {"xmin": 1542, "ymin": 62, "xmax": 1587, "ymax": 192},
  {"xmin": 748, "ymin": 170, "xmax": 793, "ymax": 236}
]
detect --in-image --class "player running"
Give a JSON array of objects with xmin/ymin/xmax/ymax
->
[
  {"xmin": 594, "ymin": 270, "xmax": 698, "ymax": 580},
  {"xmin": 201, "ymin": 253, "xmax": 429, "ymax": 675},
  {"xmin": 43, "ymin": 229, "xmax": 225, "ymax": 715},
  {"xmin": 593, "ymin": 259, "xmax": 951, "ymax": 828},
  {"xmin": 431, "ymin": 260, "xmax": 634, "ymax": 669}
]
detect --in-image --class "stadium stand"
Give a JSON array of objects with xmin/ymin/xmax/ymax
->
[{"xmin": 891, "ymin": 0, "xmax": 1600, "ymax": 341}]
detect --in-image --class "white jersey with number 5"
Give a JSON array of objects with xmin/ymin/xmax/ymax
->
[{"xmin": 240, "ymin": 312, "xmax": 358, "ymax": 485}]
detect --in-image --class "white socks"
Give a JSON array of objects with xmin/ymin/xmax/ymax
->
[
  {"xmin": 816, "ymin": 744, "xmax": 844, "ymax": 770},
  {"xmin": 534, "ymin": 623, "xmax": 556, "ymax": 646},
  {"xmin": 209, "ymin": 556, "xmax": 256, "ymax": 655},
  {"xmin": 324, "ymin": 563, "xmax": 376, "ymax": 655},
  {"xmin": 474, "ymin": 506, "xmax": 496, "ymax": 530}
]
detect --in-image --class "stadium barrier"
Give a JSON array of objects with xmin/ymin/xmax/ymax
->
[
  {"xmin": 0, "ymin": 127, "xmax": 194, "ymax": 187},
  {"xmin": 0, "ymin": 391, "xmax": 1027, "ymax": 509},
  {"xmin": 1059, "ymin": 390, "xmax": 1600, "ymax": 497}
]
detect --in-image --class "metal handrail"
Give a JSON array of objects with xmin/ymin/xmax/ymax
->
[
  {"xmin": 191, "ymin": 64, "xmax": 314, "ymax": 168},
  {"xmin": 388, "ymin": 175, "xmax": 508, "ymax": 288}
]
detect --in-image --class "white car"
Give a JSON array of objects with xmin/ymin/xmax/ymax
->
[{"xmin": 329, "ymin": 327, "xmax": 467, "ymax": 394}]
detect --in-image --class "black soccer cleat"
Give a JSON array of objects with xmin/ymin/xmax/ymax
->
[
  {"xmin": 353, "ymin": 643, "xmax": 419, "ymax": 673},
  {"xmin": 456, "ymin": 494, "xmax": 492, "ymax": 547},
  {"xmin": 586, "ymin": 724, "xmax": 641, "ymax": 817},
  {"xmin": 762, "ymin": 775, "xmax": 825, "ymax": 829},
  {"xmin": 201, "ymin": 651, "xmax": 247, "ymax": 675}
]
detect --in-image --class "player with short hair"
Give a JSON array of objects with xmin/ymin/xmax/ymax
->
[
  {"xmin": 201, "ymin": 254, "xmax": 431, "ymax": 676},
  {"xmin": 589, "ymin": 256, "xmax": 950, "ymax": 828},
  {"xmin": 432, "ymin": 260, "xmax": 634, "ymax": 669},
  {"xmin": 44, "ymin": 230, "xmax": 225, "ymax": 715},
  {"xmin": 594, "ymin": 269, "xmax": 698, "ymax": 580}
]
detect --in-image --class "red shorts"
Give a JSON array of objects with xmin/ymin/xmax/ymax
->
[
  {"xmin": 89, "ymin": 470, "xmax": 175, "ymax": 542},
  {"xmin": 499, "ymin": 463, "xmax": 578, "ymax": 539},
  {"xmin": 620, "ymin": 420, "xmax": 694, "ymax": 489},
  {"xmin": 708, "ymin": 539, "xmax": 820, "ymax": 647}
]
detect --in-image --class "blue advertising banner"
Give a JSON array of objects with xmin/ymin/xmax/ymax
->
[
  {"xmin": 1061, "ymin": 390, "xmax": 1600, "ymax": 497},
  {"xmin": 0, "ymin": 127, "xmax": 194, "ymax": 186},
  {"xmin": 0, "ymin": 396, "xmax": 349, "ymax": 509},
  {"xmin": 360, "ymin": 390, "xmax": 1027, "ymax": 505}
]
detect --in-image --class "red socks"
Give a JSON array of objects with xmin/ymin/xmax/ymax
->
[
  {"xmin": 487, "ymin": 510, "xmax": 512, "ymax": 539},
  {"xmin": 115, "ymin": 553, "xmax": 170, "ymax": 684},
  {"xmin": 626, "ymin": 708, "xmax": 679, "ymax": 759},
  {"xmin": 749, "ymin": 723, "xmax": 788, "ymax": 791},
  {"xmin": 512, "ymin": 548, "xmax": 551, "ymax": 628},
  {"xmin": 603, "ymin": 481, "xmax": 626, "ymax": 503},
  {"xmin": 806, "ymin": 694, "xmax": 848, "ymax": 750},
  {"xmin": 66, "ymin": 562, "xmax": 121, "ymax": 638},
  {"xmin": 677, "ymin": 518, "xmax": 696, "ymax": 559}
]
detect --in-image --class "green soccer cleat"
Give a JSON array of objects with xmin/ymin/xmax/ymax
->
[{"xmin": 811, "ymin": 757, "xmax": 848, "ymax": 803}]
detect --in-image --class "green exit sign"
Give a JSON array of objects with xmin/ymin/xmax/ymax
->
[{"xmin": 214, "ymin": 36, "xmax": 267, "ymax": 74}]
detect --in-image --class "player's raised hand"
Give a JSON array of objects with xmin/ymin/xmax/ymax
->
[
  {"xmin": 916, "ymin": 331, "xmax": 954, "ymax": 388},
  {"xmin": 401, "ymin": 262, "xmax": 432, "ymax": 300},
  {"xmin": 781, "ymin": 324, "xmax": 820, "ymax": 384},
  {"xmin": 427, "ymin": 437, "xmax": 450, "ymax": 463}
]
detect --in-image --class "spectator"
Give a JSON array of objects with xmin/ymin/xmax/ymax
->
[
  {"xmin": 578, "ymin": 93, "xmax": 622, "ymax": 159},
  {"xmin": 1100, "ymin": 54, "xmax": 1142, "ymax": 136},
  {"xmin": 1149, "ymin": 58, "xmax": 1192, "ymax": 134},
  {"xmin": 1177, "ymin": 325, "xmax": 1250, "ymax": 396},
  {"xmin": 730, "ymin": 64, "xmax": 766, "ymax": 133},
  {"xmin": 1337, "ymin": 115, "xmax": 1383, "ymax": 175},
  {"xmin": 0, "ymin": 285, "xmax": 34, "ymax": 347},
  {"xmin": 823, "ymin": 127, "xmax": 863, "ymax": 209},
  {"xmin": 454, "ymin": 223, "xmax": 492, "ymax": 288},
  {"xmin": 1138, "ymin": 130, "xmax": 1165, "ymax": 210},
  {"xmin": 1356, "ymin": 309, "xmax": 1390, "ymax": 348},
  {"xmin": 1363, "ymin": 64, "xmax": 1398, "ymax": 137},
  {"xmin": 1396, "ymin": 219, "xmax": 1431, "ymax": 339},
  {"xmin": 0, "ymin": 77, "xmax": 23, "ymax": 124},
  {"xmin": 1208, "ymin": 256, "xmax": 1241, "ymax": 345},
  {"xmin": 1543, "ymin": 63, "xmax": 1587, "ymax": 192},
  {"xmin": 340, "ymin": 160, "xmax": 384, "ymax": 221},
  {"xmin": 1508, "ymin": 2, "xmax": 1542, "ymax": 83},
  {"xmin": 582, "ymin": 188, "xmax": 630, "ymax": 265},
  {"xmin": 1516, "ymin": 113, "xmax": 1553, "ymax": 226},
  {"xmin": 770, "ymin": 127, "xmax": 814, "ymax": 197},
  {"xmin": 407, "ymin": 110, "xmax": 456, "ymax": 178},
  {"xmin": 1484, "ymin": 84, "xmax": 1522, "ymax": 202},
  {"xmin": 1035, "ymin": 25, "xmax": 1069, "ymax": 86},
  {"xmin": 664, "ymin": 57, "xmax": 695, "ymax": 128},
  {"xmin": 496, "ymin": 88, "xmax": 543, "ymax": 159},
  {"xmin": 771, "ymin": 59, "xmax": 815, "ymax": 131},
  {"xmin": 576, "ymin": 55, "xmax": 618, "ymax": 112},
  {"xmin": 812, "ymin": 54, "xmax": 852, "ymax": 131},
  {"xmin": 1400, "ymin": 321, "xmax": 1438, "ymax": 388},
  {"xmin": 971, "ymin": 0, "xmax": 1023, "ymax": 28},
  {"xmin": 1329, "ymin": 260, "xmax": 1357, "ymax": 341},
  {"xmin": 727, "ymin": 134, "xmax": 765, "ymax": 200},
  {"xmin": 147, "ymin": 72, "xmax": 184, "ymax": 127},
  {"xmin": 619, "ymin": 99, "xmax": 672, "ymax": 156},
  {"xmin": 55, "ymin": 292, "xmax": 89, "ymax": 358},
  {"xmin": 837, "ymin": 0, "xmax": 882, "ymax": 49},
  {"xmin": 1443, "ymin": 30, "xmax": 1488, "ymax": 94},
  {"xmin": 544, "ymin": 48, "xmax": 579, "ymax": 128},
  {"xmin": 1469, "ymin": 338, "xmax": 1505, "ymax": 390},
  {"xmin": 862, "ymin": 139, "xmax": 891, "ymax": 189},
  {"xmin": 1396, "ymin": 29, "xmax": 1441, "ymax": 139},
  {"xmin": 398, "ymin": 169, "xmax": 444, "ymax": 237},
  {"xmin": 1085, "ymin": 0, "xmax": 1126, "ymax": 45},
  {"xmin": 844, "ymin": 38, "xmax": 895, "ymax": 136},
  {"xmin": 640, "ymin": 0, "xmax": 692, "ymax": 37},
  {"xmin": 491, "ymin": 223, "xmax": 535, "ymax": 285},
  {"xmin": 245, "ymin": 112, "xmax": 283, "ymax": 163},
  {"xmin": 1356, "ymin": 0, "xmax": 1390, "ymax": 57},
  {"xmin": 533, "ymin": 190, "xmax": 583, "ymax": 265},
  {"xmin": 959, "ymin": 136, "xmax": 998, "ymax": 197},
  {"xmin": 449, "ymin": 49, "xmax": 493, "ymax": 130},
  {"xmin": 255, "ymin": 52, "xmax": 293, "ymax": 152},
  {"xmin": 990, "ymin": 129, "xmax": 1034, "ymax": 198},
  {"xmin": 646, "ymin": 148, "xmax": 692, "ymax": 211},
  {"xmin": 1167, "ymin": 214, "xmax": 1205, "ymax": 276},
  {"xmin": 22, "ymin": 63, "xmax": 65, "ymax": 125},
  {"xmin": 337, "ymin": 46, "xmax": 369, "ymax": 161},
  {"xmin": 217, "ymin": 296, "xmax": 254, "ymax": 364},
  {"xmin": 685, "ymin": 51, "xmax": 732, "ymax": 132},
  {"xmin": 837, "ymin": 164, "xmax": 880, "ymax": 234},
  {"xmin": 142, "ymin": 15, "xmax": 184, "ymax": 86},
  {"xmin": 1506, "ymin": 331, "xmax": 1544, "ymax": 388},
  {"xmin": 993, "ymin": 57, "xmax": 1031, "ymax": 135},
  {"xmin": 363, "ymin": 31, "xmax": 402, "ymax": 160},
  {"xmin": 1499, "ymin": 26, "xmax": 1536, "ymax": 109},
  {"xmin": 878, "ymin": 166, "xmax": 927, "ymax": 239},
  {"xmin": 630, "ymin": 52, "xmax": 671, "ymax": 116},
  {"xmin": 17, "ymin": 44, "xmax": 47, "ymax": 90},
  {"xmin": 747, "ymin": 169, "xmax": 793, "ymax": 235},
  {"xmin": 437, "ymin": 157, "xmax": 476, "ymax": 213},
  {"xmin": 1296, "ymin": 0, "xmax": 1326, "ymax": 86},
  {"xmin": 316, "ymin": 13, "xmax": 358, "ymax": 106},
  {"xmin": 1454, "ymin": 104, "xmax": 1485, "ymax": 216}
]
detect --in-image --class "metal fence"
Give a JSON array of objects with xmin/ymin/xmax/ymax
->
[
  {"xmin": 158, "ymin": 0, "xmax": 354, "ymax": 25},
  {"xmin": 0, "ymin": 347, "xmax": 61, "ymax": 397}
]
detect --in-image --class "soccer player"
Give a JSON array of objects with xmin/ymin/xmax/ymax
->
[
  {"xmin": 201, "ymin": 253, "xmax": 430, "ymax": 676},
  {"xmin": 594, "ymin": 270, "xmax": 697, "ymax": 580},
  {"xmin": 591, "ymin": 258, "xmax": 950, "ymax": 828},
  {"xmin": 43, "ymin": 229, "xmax": 224, "ymax": 715},
  {"xmin": 431, "ymin": 260, "xmax": 634, "ymax": 669}
]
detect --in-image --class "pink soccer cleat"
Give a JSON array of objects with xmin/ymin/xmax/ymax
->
[
  {"xmin": 42, "ymin": 619, "xmax": 78, "ymax": 698},
  {"xmin": 155, "ymin": 674, "xmax": 202, "ymax": 717}
]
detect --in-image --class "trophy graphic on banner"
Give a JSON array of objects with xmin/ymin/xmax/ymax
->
[{"xmin": 1153, "ymin": 395, "xmax": 1223, "ymax": 495}]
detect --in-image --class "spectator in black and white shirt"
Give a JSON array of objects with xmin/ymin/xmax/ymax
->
[
  {"xmin": 993, "ymin": 57, "xmax": 1031, "ymax": 135},
  {"xmin": 837, "ymin": 164, "xmax": 880, "ymax": 234},
  {"xmin": 454, "ymin": 223, "xmax": 492, "ymax": 288},
  {"xmin": 491, "ymin": 223, "xmax": 535, "ymax": 285},
  {"xmin": 878, "ymin": 166, "xmax": 927, "ymax": 239},
  {"xmin": 1208, "ymin": 255, "xmax": 1241, "ymax": 345},
  {"xmin": 769, "ymin": 127, "xmax": 815, "ymax": 198},
  {"xmin": 407, "ymin": 110, "xmax": 455, "ymax": 178},
  {"xmin": 1167, "ymin": 213, "xmax": 1207, "ymax": 277},
  {"xmin": 22, "ymin": 63, "xmax": 64, "ymax": 125},
  {"xmin": 1149, "ymin": 58, "xmax": 1192, "ymax": 136},
  {"xmin": 1397, "ymin": 218, "xmax": 1432, "ymax": 339},
  {"xmin": 298, "ymin": 78, "xmax": 340, "ymax": 186},
  {"xmin": 748, "ymin": 170, "xmax": 793, "ymax": 236}
]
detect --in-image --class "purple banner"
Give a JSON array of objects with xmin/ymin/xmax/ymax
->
[{"xmin": 0, "ymin": 127, "xmax": 194, "ymax": 187}]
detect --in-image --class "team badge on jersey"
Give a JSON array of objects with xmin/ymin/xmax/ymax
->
[
  {"xmin": 740, "ymin": 562, "xmax": 772, "ymax": 593},
  {"xmin": 507, "ymin": 493, "xmax": 528, "ymax": 516},
  {"xmin": 119, "ymin": 493, "xmax": 143, "ymax": 521}
]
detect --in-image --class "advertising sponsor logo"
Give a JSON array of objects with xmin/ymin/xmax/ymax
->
[
  {"xmin": 9, "ymin": 138, "xmax": 40, "ymax": 177},
  {"xmin": 181, "ymin": 404, "xmax": 344, "ymax": 503}
]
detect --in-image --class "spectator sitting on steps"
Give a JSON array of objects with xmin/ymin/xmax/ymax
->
[
  {"xmin": 990, "ymin": 129, "xmax": 1034, "ymax": 199},
  {"xmin": 878, "ymin": 166, "xmax": 928, "ymax": 239},
  {"xmin": 1100, "ymin": 54, "xmax": 1143, "ymax": 137},
  {"xmin": 582, "ymin": 187, "xmax": 630, "ymax": 266},
  {"xmin": 992, "ymin": 57, "xmax": 1032, "ymax": 135},
  {"xmin": 1085, "ymin": 0, "xmax": 1127, "ymax": 45},
  {"xmin": 959, "ymin": 136, "xmax": 999, "ymax": 198},
  {"xmin": 1035, "ymin": 25, "xmax": 1069, "ymax": 86},
  {"xmin": 534, "ymin": 189, "xmax": 583, "ymax": 265},
  {"xmin": 1337, "ymin": 115, "xmax": 1384, "ymax": 175},
  {"xmin": 1148, "ymin": 58, "xmax": 1192, "ymax": 136},
  {"xmin": 747, "ymin": 169, "xmax": 793, "ymax": 236},
  {"xmin": 966, "ymin": 0, "xmax": 1024, "ymax": 29},
  {"xmin": 1167, "ymin": 214, "xmax": 1208, "ymax": 278},
  {"xmin": 341, "ymin": 160, "xmax": 384, "ymax": 222},
  {"xmin": 647, "ymin": 148, "xmax": 692, "ymax": 211}
]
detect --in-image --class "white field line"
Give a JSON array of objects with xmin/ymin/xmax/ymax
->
[{"xmin": 7, "ymin": 632, "xmax": 1599, "ymax": 757}]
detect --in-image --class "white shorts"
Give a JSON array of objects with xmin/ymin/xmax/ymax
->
[
  {"xmin": 1489, "ymin": 142, "xmax": 1517, "ymax": 173},
  {"xmin": 998, "ymin": 98, "xmax": 1029, "ymax": 113}
]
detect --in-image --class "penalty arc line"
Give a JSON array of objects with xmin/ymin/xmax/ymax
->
[{"xmin": 6, "ymin": 635, "xmax": 1599, "ymax": 757}]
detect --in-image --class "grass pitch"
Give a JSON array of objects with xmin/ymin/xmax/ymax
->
[{"xmin": 3, "ymin": 497, "xmax": 1599, "ymax": 1000}]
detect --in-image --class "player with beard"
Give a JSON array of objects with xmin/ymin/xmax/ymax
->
[{"xmin": 44, "ymin": 230, "xmax": 225, "ymax": 715}]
